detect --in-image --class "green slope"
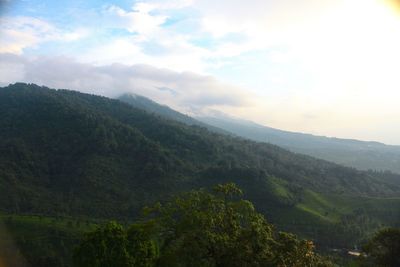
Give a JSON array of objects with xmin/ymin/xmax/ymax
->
[
  {"xmin": 0, "ymin": 83, "xmax": 399, "ymax": 251},
  {"xmin": 198, "ymin": 115, "xmax": 400, "ymax": 174}
]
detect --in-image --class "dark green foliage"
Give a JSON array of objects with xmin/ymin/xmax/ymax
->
[
  {"xmin": 74, "ymin": 184, "xmax": 332, "ymax": 267},
  {"xmin": 362, "ymin": 228, "xmax": 400, "ymax": 267},
  {"xmin": 198, "ymin": 115, "xmax": 400, "ymax": 174},
  {"xmin": 73, "ymin": 221, "xmax": 159, "ymax": 267},
  {"xmin": 1, "ymin": 83, "xmax": 398, "ymax": 214},
  {"xmin": 73, "ymin": 221, "xmax": 132, "ymax": 267},
  {"xmin": 153, "ymin": 183, "xmax": 275, "ymax": 267},
  {"xmin": 0, "ymin": 214, "xmax": 97, "ymax": 267},
  {"xmin": 0, "ymin": 83, "xmax": 182, "ymax": 217},
  {"xmin": 1, "ymin": 83, "xmax": 400, "ymax": 259},
  {"xmin": 127, "ymin": 223, "xmax": 159, "ymax": 267}
]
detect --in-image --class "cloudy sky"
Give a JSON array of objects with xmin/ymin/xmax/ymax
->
[{"xmin": 1, "ymin": 0, "xmax": 400, "ymax": 144}]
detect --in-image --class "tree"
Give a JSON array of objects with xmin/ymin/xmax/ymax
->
[
  {"xmin": 362, "ymin": 228, "xmax": 400, "ymax": 267},
  {"xmin": 149, "ymin": 183, "xmax": 329, "ymax": 267},
  {"xmin": 273, "ymin": 232, "xmax": 332, "ymax": 267},
  {"xmin": 151, "ymin": 183, "xmax": 275, "ymax": 267},
  {"xmin": 73, "ymin": 222, "xmax": 132, "ymax": 267},
  {"xmin": 127, "ymin": 222, "xmax": 159, "ymax": 267},
  {"xmin": 73, "ymin": 221, "xmax": 158, "ymax": 267},
  {"xmin": 74, "ymin": 184, "xmax": 332, "ymax": 267}
]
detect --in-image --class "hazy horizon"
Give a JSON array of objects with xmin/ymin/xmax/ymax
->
[{"xmin": 1, "ymin": 0, "xmax": 400, "ymax": 145}]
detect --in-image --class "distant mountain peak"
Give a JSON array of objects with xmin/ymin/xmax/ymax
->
[{"xmin": 118, "ymin": 92, "xmax": 228, "ymax": 134}]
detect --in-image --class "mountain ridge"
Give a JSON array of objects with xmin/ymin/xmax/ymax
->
[
  {"xmin": 1, "ymin": 83, "xmax": 399, "ymax": 249},
  {"xmin": 118, "ymin": 93, "xmax": 228, "ymax": 135},
  {"xmin": 116, "ymin": 91, "xmax": 400, "ymax": 174}
]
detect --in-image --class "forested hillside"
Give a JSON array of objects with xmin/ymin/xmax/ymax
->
[
  {"xmin": 198, "ymin": 116, "xmax": 400, "ymax": 174},
  {"xmin": 118, "ymin": 93, "xmax": 204, "ymax": 126},
  {"xmin": 118, "ymin": 92, "xmax": 400, "ymax": 174},
  {"xmin": 1, "ymin": 83, "xmax": 400, "ymax": 251},
  {"xmin": 118, "ymin": 93, "xmax": 228, "ymax": 134}
]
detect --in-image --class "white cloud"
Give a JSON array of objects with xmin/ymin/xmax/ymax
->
[
  {"xmin": 1, "ymin": 52, "xmax": 400, "ymax": 144},
  {"xmin": 0, "ymin": 16, "xmax": 89, "ymax": 54},
  {"xmin": 2, "ymin": 0, "xmax": 400, "ymax": 144},
  {"xmin": 61, "ymin": 28, "xmax": 90, "ymax": 41},
  {"xmin": 105, "ymin": 3, "xmax": 167, "ymax": 37},
  {"xmin": 79, "ymin": 35, "xmax": 211, "ymax": 73},
  {"xmin": 0, "ymin": 53, "xmax": 253, "ymax": 114},
  {"xmin": 0, "ymin": 16, "xmax": 56, "ymax": 54},
  {"xmin": 0, "ymin": 53, "xmax": 26, "ymax": 81}
]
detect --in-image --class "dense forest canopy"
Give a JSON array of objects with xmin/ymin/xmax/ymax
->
[
  {"xmin": 197, "ymin": 116, "xmax": 400, "ymax": 174},
  {"xmin": 74, "ymin": 184, "xmax": 333, "ymax": 267},
  {"xmin": 117, "ymin": 91, "xmax": 400, "ymax": 175},
  {"xmin": 0, "ymin": 83, "xmax": 400, "ymax": 266}
]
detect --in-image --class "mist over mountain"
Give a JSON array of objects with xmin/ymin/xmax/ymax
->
[
  {"xmin": 118, "ymin": 93, "xmax": 227, "ymax": 135},
  {"xmin": 118, "ymin": 91, "xmax": 400, "ymax": 175},
  {"xmin": 197, "ymin": 115, "xmax": 400, "ymax": 174},
  {"xmin": 3, "ymin": 0, "xmax": 400, "ymax": 265},
  {"xmin": 1, "ymin": 83, "xmax": 400, "ymax": 266}
]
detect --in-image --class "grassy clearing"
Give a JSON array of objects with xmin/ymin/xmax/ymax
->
[{"xmin": 295, "ymin": 191, "xmax": 400, "ymax": 224}]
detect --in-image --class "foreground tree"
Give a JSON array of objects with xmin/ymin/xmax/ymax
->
[
  {"xmin": 74, "ymin": 183, "xmax": 332, "ymax": 267},
  {"xmin": 126, "ymin": 222, "xmax": 159, "ymax": 267},
  {"xmin": 73, "ymin": 221, "xmax": 158, "ymax": 267},
  {"xmin": 362, "ymin": 228, "xmax": 400, "ymax": 267},
  {"xmin": 73, "ymin": 221, "xmax": 132, "ymax": 267},
  {"xmin": 273, "ymin": 232, "xmax": 330, "ymax": 267},
  {"xmin": 148, "ymin": 183, "xmax": 331, "ymax": 267},
  {"xmin": 153, "ymin": 183, "xmax": 275, "ymax": 267}
]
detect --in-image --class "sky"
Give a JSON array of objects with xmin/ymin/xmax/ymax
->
[{"xmin": 1, "ymin": 0, "xmax": 400, "ymax": 144}]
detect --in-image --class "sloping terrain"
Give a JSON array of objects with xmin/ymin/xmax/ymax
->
[
  {"xmin": 118, "ymin": 93, "xmax": 228, "ymax": 134},
  {"xmin": 1, "ymin": 83, "xmax": 399, "ymax": 249},
  {"xmin": 198, "ymin": 115, "xmax": 400, "ymax": 174},
  {"xmin": 118, "ymin": 92, "xmax": 400, "ymax": 174},
  {"xmin": 0, "ymin": 214, "xmax": 98, "ymax": 267}
]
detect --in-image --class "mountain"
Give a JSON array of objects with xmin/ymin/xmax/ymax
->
[
  {"xmin": 197, "ymin": 115, "xmax": 400, "ymax": 174},
  {"xmin": 1, "ymin": 83, "xmax": 400, "ymax": 250},
  {"xmin": 118, "ymin": 93, "xmax": 227, "ymax": 134},
  {"xmin": 119, "ymin": 92, "xmax": 400, "ymax": 175},
  {"xmin": 119, "ymin": 93, "xmax": 199, "ymax": 125}
]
